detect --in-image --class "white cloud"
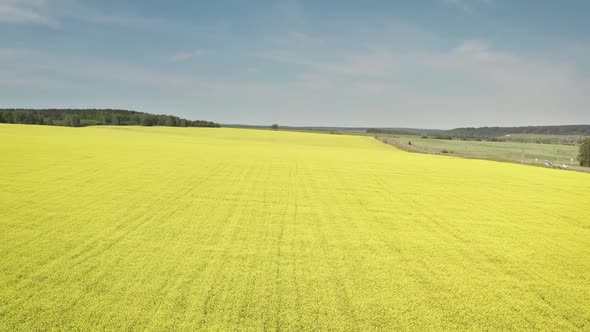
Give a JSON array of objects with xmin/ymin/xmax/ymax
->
[
  {"xmin": 0, "ymin": 77, "xmax": 65, "ymax": 89},
  {"xmin": 0, "ymin": 0, "xmax": 169, "ymax": 29},
  {"xmin": 259, "ymin": 49, "xmax": 396, "ymax": 78},
  {"xmin": 258, "ymin": 29, "xmax": 590, "ymax": 125},
  {"xmin": 442, "ymin": 0, "xmax": 471, "ymax": 12},
  {"xmin": 171, "ymin": 50, "xmax": 208, "ymax": 62},
  {"xmin": 87, "ymin": 15, "xmax": 163, "ymax": 27},
  {"xmin": 0, "ymin": 48, "xmax": 31, "ymax": 58},
  {"xmin": 1, "ymin": 4, "xmax": 589, "ymax": 128},
  {"xmin": 441, "ymin": 0, "xmax": 491, "ymax": 13},
  {"xmin": 431, "ymin": 39, "xmax": 587, "ymax": 98},
  {"xmin": 323, "ymin": 51, "xmax": 397, "ymax": 77},
  {"xmin": 350, "ymin": 83, "xmax": 395, "ymax": 97},
  {"xmin": 299, "ymin": 74, "xmax": 333, "ymax": 91},
  {"xmin": 0, "ymin": 48, "xmax": 213, "ymax": 93},
  {"xmin": 0, "ymin": 0, "xmax": 58, "ymax": 27},
  {"xmin": 289, "ymin": 31, "xmax": 324, "ymax": 45}
]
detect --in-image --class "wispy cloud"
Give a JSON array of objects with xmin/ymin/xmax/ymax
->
[
  {"xmin": 1, "ymin": 3, "xmax": 589, "ymax": 127},
  {"xmin": 441, "ymin": 0, "xmax": 491, "ymax": 13},
  {"xmin": 0, "ymin": 0, "xmax": 169, "ymax": 29},
  {"xmin": 0, "ymin": 0, "xmax": 59, "ymax": 27},
  {"xmin": 298, "ymin": 74, "xmax": 333, "ymax": 91},
  {"xmin": 288, "ymin": 31, "xmax": 324, "ymax": 45},
  {"xmin": 171, "ymin": 50, "xmax": 208, "ymax": 62},
  {"xmin": 258, "ymin": 49, "xmax": 396, "ymax": 78},
  {"xmin": 87, "ymin": 15, "xmax": 165, "ymax": 28},
  {"xmin": 257, "ymin": 25, "xmax": 590, "ymax": 125},
  {"xmin": 0, "ymin": 77, "xmax": 65, "ymax": 89},
  {"xmin": 350, "ymin": 82, "xmax": 396, "ymax": 97}
]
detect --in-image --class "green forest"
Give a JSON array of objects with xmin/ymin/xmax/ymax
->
[{"xmin": 0, "ymin": 109, "xmax": 220, "ymax": 128}]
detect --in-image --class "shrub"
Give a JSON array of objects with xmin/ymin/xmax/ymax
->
[{"xmin": 578, "ymin": 138, "xmax": 590, "ymax": 166}]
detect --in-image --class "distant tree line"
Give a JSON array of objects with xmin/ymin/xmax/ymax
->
[
  {"xmin": 579, "ymin": 138, "xmax": 590, "ymax": 167},
  {"xmin": 445, "ymin": 125, "xmax": 590, "ymax": 138},
  {"xmin": 431, "ymin": 134, "xmax": 501, "ymax": 141},
  {"xmin": 428, "ymin": 133, "xmax": 587, "ymax": 144},
  {"xmin": 426, "ymin": 125, "xmax": 590, "ymax": 144},
  {"xmin": 368, "ymin": 125, "xmax": 590, "ymax": 145},
  {"xmin": 366, "ymin": 128, "xmax": 423, "ymax": 136},
  {"xmin": 0, "ymin": 109, "xmax": 220, "ymax": 128}
]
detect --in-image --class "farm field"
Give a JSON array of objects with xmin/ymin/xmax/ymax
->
[
  {"xmin": 498, "ymin": 133, "xmax": 588, "ymax": 145},
  {"xmin": 385, "ymin": 135, "xmax": 580, "ymax": 166},
  {"xmin": 1, "ymin": 124, "xmax": 590, "ymax": 330}
]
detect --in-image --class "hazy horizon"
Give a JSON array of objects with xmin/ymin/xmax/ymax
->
[
  {"xmin": 221, "ymin": 122, "xmax": 590, "ymax": 130},
  {"xmin": 1, "ymin": 0, "xmax": 589, "ymax": 128}
]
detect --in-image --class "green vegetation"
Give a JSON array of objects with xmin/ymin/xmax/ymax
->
[
  {"xmin": 445, "ymin": 125, "xmax": 590, "ymax": 138},
  {"xmin": 367, "ymin": 125, "xmax": 590, "ymax": 143},
  {"xmin": 428, "ymin": 133, "xmax": 588, "ymax": 145},
  {"xmin": 498, "ymin": 133, "xmax": 587, "ymax": 144},
  {"xmin": 1, "ymin": 124, "xmax": 589, "ymax": 330},
  {"xmin": 367, "ymin": 128, "xmax": 422, "ymax": 136},
  {"xmin": 383, "ymin": 136, "xmax": 580, "ymax": 165},
  {"xmin": 579, "ymin": 138, "xmax": 590, "ymax": 167},
  {"xmin": 366, "ymin": 128, "xmax": 444, "ymax": 135},
  {"xmin": 0, "ymin": 109, "xmax": 220, "ymax": 127}
]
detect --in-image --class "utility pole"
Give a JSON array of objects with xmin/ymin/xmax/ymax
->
[{"xmin": 521, "ymin": 146, "xmax": 525, "ymax": 165}]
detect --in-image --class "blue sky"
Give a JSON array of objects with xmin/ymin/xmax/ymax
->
[{"xmin": 1, "ymin": 0, "xmax": 589, "ymax": 128}]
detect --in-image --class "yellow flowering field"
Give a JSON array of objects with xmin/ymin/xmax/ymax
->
[{"xmin": 1, "ymin": 124, "xmax": 589, "ymax": 330}]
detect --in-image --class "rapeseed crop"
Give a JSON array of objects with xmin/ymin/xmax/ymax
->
[{"xmin": 1, "ymin": 124, "xmax": 589, "ymax": 330}]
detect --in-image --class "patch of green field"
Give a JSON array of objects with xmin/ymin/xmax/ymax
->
[
  {"xmin": 500, "ymin": 133, "xmax": 588, "ymax": 144},
  {"xmin": 1, "ymin": 124, "xmax": 589, "ymax": 330},
  {"xmin": 391, "ymin": 136, "xmax": 579, "ymax": 165}
]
